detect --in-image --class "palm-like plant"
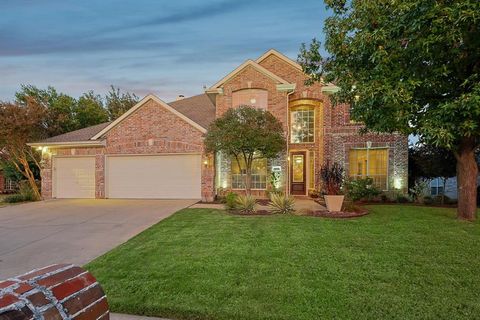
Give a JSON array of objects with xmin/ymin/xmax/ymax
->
[
  {"xmin": 236, "ymin": 194, "xmax": 256, "ymax": 214},
  {"xmin": 269, "ymin": 193, "xmax": 295, "ymax": 214}
]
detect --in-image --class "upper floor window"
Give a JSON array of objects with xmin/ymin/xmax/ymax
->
[
  {"xmin": 232, "ymin": 89, "xmax": 268, "ymax": 110},
  {"xmin": 291, "ymin": 106, "xmax": 315, "ymax": 143}
]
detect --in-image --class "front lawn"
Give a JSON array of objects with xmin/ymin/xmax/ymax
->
[{"xmin": 86, "ymin": 206, "xmax": 480, "ymax": 320}]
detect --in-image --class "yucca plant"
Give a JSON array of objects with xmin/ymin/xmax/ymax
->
[
  {"xmin": 236, "ymin": 194, "xmax": 256, "ymax": 214},
  {"xmin": 224, "ymin": 192, "xmax": 238, "ymax": 210},
  {"xmin": 269, "ymin": 193, "xmax": 295, "ymax": 214}
]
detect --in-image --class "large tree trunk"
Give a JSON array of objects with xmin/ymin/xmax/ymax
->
[
  {"xmin": 455, "ymin": 138, "xmax": 478, "ymax": 221},
  {"xmin": 18, "ymin": 156, "xmax": 41, "ymax": 201}
]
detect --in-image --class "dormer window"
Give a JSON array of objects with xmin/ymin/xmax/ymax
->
[{"xmin": 232, "ymin": 89, "xmax": 268, "ymax": 110}]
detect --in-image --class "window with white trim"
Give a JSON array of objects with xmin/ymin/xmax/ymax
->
[
  {"xmin": 291, "ymin": 106, "xmax": 315, "ymax": 143},
  {"xmin": 349, "ymin": 148, "xmax": 389, "ymax": 190},
  {"xmin": 231, "ymin": 157, "xmax": 267, "ymax": 189}
]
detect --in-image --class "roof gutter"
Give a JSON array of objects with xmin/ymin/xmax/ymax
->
[
  {"xmin": 321, "ymin": 85, "xmax": 340, "ymax": 95},
  {"xmin": 276, "ymin": 83, "xmax": 296, "ymax": 92},
  {"xmin": 27, "ymin": 140, "xmax": 106, "ymax": 148}
]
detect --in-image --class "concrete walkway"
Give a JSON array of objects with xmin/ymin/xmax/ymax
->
[{"xmin": 0, "ymin": 199, "xmax": 196, "ymax": 278}]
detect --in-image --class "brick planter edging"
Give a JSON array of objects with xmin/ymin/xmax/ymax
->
[{"xmin": 0, "ymin": 264, "xmax": 109, "ymax": 319}]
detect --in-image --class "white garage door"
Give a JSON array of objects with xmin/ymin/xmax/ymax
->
[
  {"xmin": 54, "ymin": 157, "xmax": 96, "ymax": 198},
  {"xmin": 106, "ymin": 154, "xmax": 201, "ymax": 199}
]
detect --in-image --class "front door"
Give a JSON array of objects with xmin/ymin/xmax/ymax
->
[{"xmin": 290, "ymin": 151, "xmax": 306, "ymax": 195}]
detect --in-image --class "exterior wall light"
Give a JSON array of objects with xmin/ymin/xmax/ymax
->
[{"xmin": 394, "ymin": 177, "xmax": 402, "ymax": 190}]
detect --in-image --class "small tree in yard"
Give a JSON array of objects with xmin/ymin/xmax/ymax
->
[
  {"xmin": 0, "ymin": 98, "xmax": 46, "ymax": 200},
  {"xmin": 204, "ymin": 106, "xmax": 286, "ymax": 195},
  {"xmin": 410, "ymin": 143, "xmax": 457, "ymax": 204},
  {"xmin": 299, "ymin": 0, "xmax": 480, "ymax": 220}
]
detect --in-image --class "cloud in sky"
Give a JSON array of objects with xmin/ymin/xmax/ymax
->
[{"xmin": 0, "ymin": 0, "xmax": 328, "ymax": 101}]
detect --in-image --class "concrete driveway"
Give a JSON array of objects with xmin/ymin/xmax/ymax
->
[{"xmin": 0, "ymin": 199, "xmax": 196, "ymax": 278}]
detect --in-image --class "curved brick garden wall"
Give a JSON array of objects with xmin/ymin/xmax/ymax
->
[{"xmin": 0, "ymin": 264, "xmax": 109, "ymax": 319}]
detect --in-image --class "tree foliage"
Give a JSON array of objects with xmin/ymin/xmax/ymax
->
[
  {"xmin": 299, "ymin": 0, "xmax": 480, "ymax": 220},
  {"xmin": 410, "ymin": 144, "xmax": 457, "ymax": 181},
  {"xmin": 409, "ymin": 143, "xmax": 457, "ymax": 204},
  {"xmin": 15, "ymin": 85, "xmax": 77, "ymax": 136},
  {"xmin": 204, "ymin": 106, "xmax": 286, "ymax": 194},
  {"xmin": 0, "ymin": 85, "xmax": 138, "ymax": 195},
  {"xmin": 105, "ymin": 85, "xmax": 139, "ymax": 120},
  {"xmin": 14, "ymin": 84, "xmax": 138, "ymax": 136},
  {"xmin": 0, "ymin": 99, "xmax": 46, "ymax": 199},
  {"xmin": 75, "ymin": 91, "xmax": 109, "ymax": 128}
]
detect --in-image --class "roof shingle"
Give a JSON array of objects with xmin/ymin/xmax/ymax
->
[
  {"xmin": 37, "ymin": 122, "xmax": 111, "ymax": 143},
  {"xmin": 168, "ymin": 93, "xmax": 215, "ymax": 129}
]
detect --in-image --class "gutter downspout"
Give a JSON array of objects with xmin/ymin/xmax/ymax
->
[{"xmin": 286, "ymin": 89, "xmax": 295, "ymax": 196}]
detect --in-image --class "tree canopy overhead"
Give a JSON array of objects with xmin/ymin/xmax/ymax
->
[{"xmin": 299, "ymin": 0, "xmax": 480, "ymax": 220}]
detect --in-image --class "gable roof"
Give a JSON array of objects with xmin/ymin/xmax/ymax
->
[
  {"xmin": 256, "ymin": 49, "xmax": 303, "ymax": 71},
  {"xmin": 30, "ymin": 94, "xmax": 214, "ymax": 146},
  {"xmin": 206, "ymin": 59, "xmax": 290, "ymax": 91},
  {"xmin": 32, "ymin": 122, "xmax": 111, "ymax": 144},
  {"xmin": 168, "ymin": 94, "xmax": 215, "ymax": 129},
  {"xmin": 91, "ymin": 94, "xmax": 207, "ymax": 139}
]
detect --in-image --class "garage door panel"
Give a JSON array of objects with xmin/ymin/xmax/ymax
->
[
  {"xmin": 54, "ymin": 157, "xmax": 96, "ymax": 199},
  {"xmin": 107, "ymin": 155, "xmax": 201, "ymax": 199}
]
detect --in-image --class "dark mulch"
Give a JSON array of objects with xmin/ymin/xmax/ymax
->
[
  {"xmin": 256, "ymin": 199, "xmax": 271, "ymax": 206},
  {"xmin": 309, "ymin": 209, "xmax": 369, "ymax": 218},
  {"xmin": 228, "ymin": 209, "xmax": 272, "ymax": 216}
]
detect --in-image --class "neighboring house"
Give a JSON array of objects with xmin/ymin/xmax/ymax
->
[
  {"xmin": 29, "ymin": 49, "xmax": 408, "ymax": 201},
  {"xmin": 0, "ymin": 169, "xmax": 16, "ymax": 194},
  {"xmin": 429, "ymin": 176, "xmax": 480, "ymax": 200}
]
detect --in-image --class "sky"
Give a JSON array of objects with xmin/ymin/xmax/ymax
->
[{"xmin": 0, "ymin": 0, "xmax": 328, "ymax": 102}]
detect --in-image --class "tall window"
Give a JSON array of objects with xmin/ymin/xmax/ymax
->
[
  {"xmin": 349, "ymin": 148, "xmax": 388, "ymax": 190},
  {"xmin": 291, "ymin": 106, "xmax": 315, "ymax": 143},
  {"xmin": 232, "ymin": 89, "xmax": 268, "ymax": 110},
  {"xmin": 231, "ymin": 157, "xmax": 267, "ymax": 189}
]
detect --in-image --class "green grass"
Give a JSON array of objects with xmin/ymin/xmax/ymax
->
[{"xmin": 86, "ymin": 206, "xmax": 480, "ymax": 320}]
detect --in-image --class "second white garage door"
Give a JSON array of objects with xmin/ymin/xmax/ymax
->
[{"xmin": 106, "ymin": 154, "xmax": 202, "ymax": 199}]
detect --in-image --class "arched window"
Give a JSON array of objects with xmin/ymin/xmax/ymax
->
[{"xmin": 232, "ymin": 89, "xmax": 268, "ymax": 110}]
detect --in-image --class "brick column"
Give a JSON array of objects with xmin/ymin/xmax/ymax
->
[{"xmin": 0, "ymin": 264, "xmax": 109, "ymax": 319}]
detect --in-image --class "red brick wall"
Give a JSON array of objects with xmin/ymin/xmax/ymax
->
[
  {"xmin": 41, "ymin": 98, "xmax": 215, "ymax": 201},
  {"xmin": 216, "ymin": 65, "xmax": 289, "ymax": 131},
  {"xmin": 215, "ymin": 52, "xmax": 408, "ymax": 194},
  {"xmin": 0, "ymin": 264, "xmax": 109, "ymax": 320}
]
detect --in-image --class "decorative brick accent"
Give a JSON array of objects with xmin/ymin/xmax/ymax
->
[{"xmin": 0, "ymin": 264, "xmax": 109, "ymax": 320}]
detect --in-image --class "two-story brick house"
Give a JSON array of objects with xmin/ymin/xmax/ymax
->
[{"xmin": 30, "ymin": 49, "xmax": 408, "ymax": 201}]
